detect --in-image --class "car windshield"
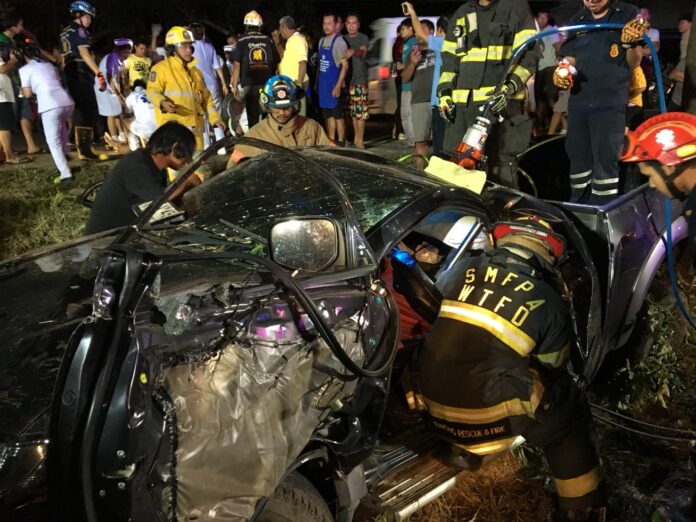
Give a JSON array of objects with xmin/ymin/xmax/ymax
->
[
  {"xmin": 176, "ymin": 153, "xmax": 350, "ymax": 252},
  {"xmin": 300, "ymin": 149, "xmax": 442, "ymax": 232},
  {"xmin": 145, "ymin": 148, "xmax": 441, "ymax": 264}
]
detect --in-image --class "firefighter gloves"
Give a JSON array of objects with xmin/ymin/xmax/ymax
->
[
  {"xmin": 553, "ymin": 59, "xmax": 577, "ymax": 90},
  {"xmin": 485, "ymin": 81, "xmax": 516, "ymax": 114},
  {"xmin": 438, "ymin": 91, "xmax": 456, "ymax": 123},
  {"xmin": 621, "ymin": 15, "xmax": 650, "ymax": 49}
]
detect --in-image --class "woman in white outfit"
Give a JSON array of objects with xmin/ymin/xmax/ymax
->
[
  {"xmin": 95, "ymin": 38, "xmax": 131, "ymax": 142},
  {"xmin": 19, "ymin": 46, "xmax": 75, "ymax": 183}
]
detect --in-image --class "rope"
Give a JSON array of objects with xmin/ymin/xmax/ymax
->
[
  {"xmin": 593, "ymin": 414, "xmax": 695, "ymax": 443},
  {"xmin": 590, "ymin": 402, "xmax": 696, "ymax": 437}
]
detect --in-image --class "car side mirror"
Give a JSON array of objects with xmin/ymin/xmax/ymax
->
[{"xmin": 269, "ymin": 218, "xmax": 339, "ymax": 272}]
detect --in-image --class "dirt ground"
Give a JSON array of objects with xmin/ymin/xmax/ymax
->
[{"xmin": 2, "ymin": 157, "xmax": 696, "ymax": 521}]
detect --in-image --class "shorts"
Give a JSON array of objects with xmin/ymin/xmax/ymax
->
[
  {"xmin": 349, "ymin": 84, "xmax": 369, "ymax": 120},
  {"xmin": 554, "ymin": 89, "xmax": 569, "ymax": 113},
  {"xmin": 412, "ymin": 102, "xmax": 432, "ymax": 143},
  {"xmin": 322, "ymin": 99, "xmax": 344, "ymax": 120},
  {"xmin": 534, "ymin": 66, "xmax": 558, "ymax": 103},
  {"xmin": 16, "ymin": 97, "xmax": 33, "ymax": 121},
  {"xmin": 0, "ymin": 101, "xmax": 16, "ymax": 130}
]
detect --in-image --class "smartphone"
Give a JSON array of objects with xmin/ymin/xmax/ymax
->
[{"xmin": 401, "ymin": 2, "xmax": 409, "ymax": 15}]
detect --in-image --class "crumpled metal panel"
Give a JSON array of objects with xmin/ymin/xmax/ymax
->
[{"xmin": 165, "ymin": 321, "xmax": 364, "ymax": 521}]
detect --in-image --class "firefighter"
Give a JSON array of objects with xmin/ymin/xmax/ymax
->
[
  {"xmin": 622, "ymin": 112, "xmax": 696, "ymax": 256},
  {"xmin": 228, "ymin": 75, "xmax": 330, "ymax": 164},
  {"xmin": 555, "ymin": 0, "xmax": 645, "ymax": 204},
  {"xmin": 436, "ymin": 0, "xmax": 540, "ymax": 188},
  {"xmin": 418, "ymin": 216, "xmax": 605, "ymax": 521},
  {"xmin": 147, "ymin": 26, "xmax": 225, "ymax": 151}
]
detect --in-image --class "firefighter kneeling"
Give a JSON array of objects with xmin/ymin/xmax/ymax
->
[{"xmin": 418, "ymin": 216, "xmax": 605, "ymax": 521}]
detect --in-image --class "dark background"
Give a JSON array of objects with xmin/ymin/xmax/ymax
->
[{"xmin": 4, "ymin": 0, "xmax": 693, "ymax": 64}]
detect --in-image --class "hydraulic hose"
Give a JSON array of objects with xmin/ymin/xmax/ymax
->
[{"xmin": 513, "ymin": 25, "xmax": 695, "ymax": 329}]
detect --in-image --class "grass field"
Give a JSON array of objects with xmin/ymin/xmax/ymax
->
[{"xmin": 0, "ymin": 160, "xmax": 113, "ymax": 260}]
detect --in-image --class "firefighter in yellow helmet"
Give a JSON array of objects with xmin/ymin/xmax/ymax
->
[
  {"xmin": 418, "ymin": 216, "xmax": 605, "ymax": 521},
  {"xmin": 147, "ymin": 26, "xmax": 225, "ymax": 151}
]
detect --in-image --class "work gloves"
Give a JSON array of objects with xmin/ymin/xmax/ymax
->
[
  {"xmin": 553, "ymin": 59, "xmax": 577, "ymax": 90},
  {"xmin": 96, "ymin": 71, "xmax": 107, "ymax": 92},
  {"xmin": 621, "ymin": 15, "xmax": 650, "ymax": 49},
  {"xmin": 438, "ymin": 90, "xmax": 456, "ymax": 123},
  {"xmin": 485, "ymin": 81, "xmax": 516, "ymax": 114}
]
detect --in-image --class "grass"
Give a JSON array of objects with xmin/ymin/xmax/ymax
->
[
  {"xmin": 410, "ymin": 454, "xmax": 552, "ymax": 522},
  {"xmin": 0, "ymin": 160, "xmax": 113, "ymax": 260}
]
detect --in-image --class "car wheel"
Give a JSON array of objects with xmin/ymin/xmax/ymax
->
[{"xmin": 256, "ymin": 472, "xmax": 334, "ymax": 522}]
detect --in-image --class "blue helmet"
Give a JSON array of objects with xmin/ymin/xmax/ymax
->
[
  {"xmin": 259, "ymin": 75, "xmax": 304, "ymax": 109},
  {"xmin": 70, "ymin": 1, "xmax": 96, "ymax": 17}
]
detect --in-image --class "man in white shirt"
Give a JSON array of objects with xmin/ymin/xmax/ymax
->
[
  {"xmin": 189, "ymin": 22, "xmax": 228, "ymax": 149},
  {"xmin": 125, "ymin": 79, "xmax": 157, "ymax": 148},
  {"xmin": 19, "ymin": 46, "xmax": 75, "ymax": 183}
]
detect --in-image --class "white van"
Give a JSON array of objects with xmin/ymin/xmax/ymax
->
[{"xmin": 365, "ymin": 17, "xmax": 439, "ymax": 115}]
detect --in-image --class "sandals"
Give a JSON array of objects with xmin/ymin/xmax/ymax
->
[{"xmin": 5, "ymin": 156, "xmax": 32, "ymax": 164}]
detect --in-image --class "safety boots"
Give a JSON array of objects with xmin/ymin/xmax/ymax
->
[{"xmin": 75, "ymin": 126, "xmax": 108, "ymax": 160}]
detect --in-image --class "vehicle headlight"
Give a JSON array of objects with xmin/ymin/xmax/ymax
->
[{"xmin": 0, "ymin": 440, "xmax": 48, "ymax": 510}]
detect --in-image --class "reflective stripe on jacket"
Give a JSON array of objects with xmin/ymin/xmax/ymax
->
[{"xmin": 437, "ymin": 0, "xmax": 540, "ymax": 106}]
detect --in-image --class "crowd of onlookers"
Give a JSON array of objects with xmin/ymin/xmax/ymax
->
[{"xmin": 0, "ymin": 3, "xmax": 690, "ymax": 184}]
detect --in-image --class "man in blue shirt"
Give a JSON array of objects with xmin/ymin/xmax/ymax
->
[
  {"xmin": 404, "ymin": 3, "xmax": 447, "ymax": 156},
  {"xmin": 557, "ymin": 0, "xmax": 644, "ymax": 204}
]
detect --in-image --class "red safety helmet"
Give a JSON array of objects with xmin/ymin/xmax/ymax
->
[
  {"xmin": 621, "ymin": 112, "xmax": 696, "ymax": 166},
  {"xmin": 492, "ymin": 216, "xmax": 566, "ymax": 263}
]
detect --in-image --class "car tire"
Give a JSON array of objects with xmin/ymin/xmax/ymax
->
[{"xmin": 256, "ymin": 472, "xmax": 334, "ymax": 522}]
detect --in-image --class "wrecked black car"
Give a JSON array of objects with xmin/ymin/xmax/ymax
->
[{"xmin": 0, "ymin": 138, "xmax": 686, "ymax": 521}]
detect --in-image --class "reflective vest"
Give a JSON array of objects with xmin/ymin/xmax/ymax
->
[
  {"xmin": 147, "ymin": 55, "xmax": 222, "ymax": 150},
  {"xmin": 437, "ymin": 0, "xmax": 540, "ymax": 105}
]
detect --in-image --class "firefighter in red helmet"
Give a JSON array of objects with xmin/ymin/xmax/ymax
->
[
  {"xmin": 622, "ymin": 111, "xmax": 696, "ymax": 264},
  {"xmin": 418, "ymin": 215, "xmax": 605, "ymax": 521},
  {"xmin": 622, "ymin": 111, "xmax": 696, "ymax": 200}
]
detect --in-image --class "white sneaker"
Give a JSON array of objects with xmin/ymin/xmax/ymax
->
[
  {"xmin": 117, "ymin": 134, "xmax": 128, "ymax": 143},
  {"xmin": 398, "ymin": 133, "xmax": 406, "ymax": 140}
]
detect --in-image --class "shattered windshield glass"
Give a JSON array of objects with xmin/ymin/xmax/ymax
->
[
  {"xmin": 179, "ymin": 155, "xmax": 348, "ymax": 250},
  {"xmin": 299, "ymin": 149, "xmax": 441, "ymax": 232}
]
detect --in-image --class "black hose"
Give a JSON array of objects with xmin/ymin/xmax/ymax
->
[{"xmin": 158, "ymin": 252, "xmax": 399, "ymax": 378}]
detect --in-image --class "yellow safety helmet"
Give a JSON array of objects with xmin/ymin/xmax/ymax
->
[
  {"xmin": 165, "ymin": 26, "xmax": 194, "ymax": 46},
  {"xmin": 243, "ymin": 10, "xmax": 263, "ymax": 27}
]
